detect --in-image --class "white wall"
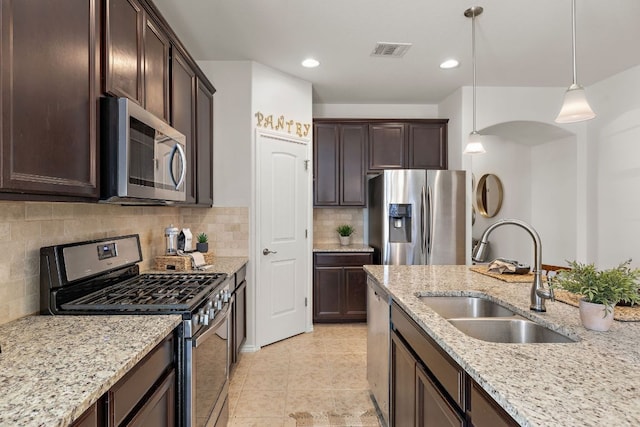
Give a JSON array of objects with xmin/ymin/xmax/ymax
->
[
  {"xmin": 589, "ymin": 65, "xmax": 640, "ymax": 269},
  {"xmin": 531, "ymin": 136, "xmax": 577, "ymax": 266},
  {"xmin": 197, "ymin": 61, "xmax": 253, "ymax": 207},
  {"xmin": 313, "ymin": 103, "xmax": 437, "ymax": 119},
  {"xmin": 471, "ymin": 136, "xmax": 533, "ymax": 265}
]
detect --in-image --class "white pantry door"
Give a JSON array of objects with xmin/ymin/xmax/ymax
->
[{"xmin": 257, "ymin": 131, "xmax": 309, "ymax": 347}]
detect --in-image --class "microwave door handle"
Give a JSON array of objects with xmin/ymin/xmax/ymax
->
[{"xmin": 169, "ymin": 143, "xmax": 187, "ymax": 190}]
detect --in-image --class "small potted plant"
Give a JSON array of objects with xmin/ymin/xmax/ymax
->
[
  {"xmin": 336, "ymin": 224, "xmax": 355, "ymax": 246},
  {"xmin": 553, "ymin": 259, "xmax": 640, "ymax": 331},
  {"xmin": 196, "ymin": 233, "xmax": 209, "ymax": 253}
]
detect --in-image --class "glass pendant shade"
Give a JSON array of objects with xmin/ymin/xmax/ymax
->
[
  {"xmin": 555, "ymin": 83, "xmax": 596, "ymax": 123},
  {"xmin": 464, "ymin": 131, "xmax": 486, "ymax": 154}
]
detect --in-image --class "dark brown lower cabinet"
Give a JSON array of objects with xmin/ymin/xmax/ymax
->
[
  {"xmin": 391, "ymin": 332, "xmax": 416, "ymax": 426},
  {"xmin": 231, "ymin": 266, "xmax": 247, "ymax": 370},
  {"xmin": 71, "ymin": 400, "xmax": 102, "ymax": 427},
  {"xmin": 313, "ymin": 252, "xmax": 372, "ymax": 322},
  {"xmin": 391, "ymin": 302, "xmax": 518, "ymax": 427},
  {"xmin": 467, "ymin": 378, "xmax": 517, "ymax": 427},
  {"xmin": 416, "ymin": 363, "xmax": 464, "ymax": 427}
]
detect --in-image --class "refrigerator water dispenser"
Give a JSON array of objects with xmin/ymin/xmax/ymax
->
[{"xmin": 388, "ymin": 203, "xmax": 412, "ymax": 242}]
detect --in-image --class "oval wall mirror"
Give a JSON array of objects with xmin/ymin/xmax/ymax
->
[{"xmin": 476, "ymin": 174, "xmax": 503, "ymax": 218}]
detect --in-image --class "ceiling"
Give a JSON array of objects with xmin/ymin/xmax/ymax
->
[{"xmin": 152, "ymin": 0, "xmax": 640, "ymax": 104}]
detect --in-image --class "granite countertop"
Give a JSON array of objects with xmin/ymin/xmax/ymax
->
[
  {"xmin": 146, "ymin": 255, "xmax": 248, "ymax": 276},
  {"xmin": 313, "ymin": 243, "xmax": 374, "ymax": 252},
  {"xmin": 202, "ymin": 256, "xmax": 248, "ymax": 276},
  {"xmin": 0, "ymin": 315, "xmax": 182, "ymax": 427},
  {"xmin": 364, "ymin": 265, "xmax": 640, "ymax": 427}
]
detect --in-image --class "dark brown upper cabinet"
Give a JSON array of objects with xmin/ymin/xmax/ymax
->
[
  {"xmin": 105, "ymin": 0, "xmax": 170, "ymax": 122},
  {"xmin": 313, "ymin": 121, "xmax": 367, "ymax": 207},
  {"xmin": 195, "ymin": 79, "xmax": 214, "ymax": 207},
  {"xmin": 369, "ymin": 123, "xmax": 406, "ymax": 170},
  {"xmin": 170, "ymin": 48, "xmax": 197, "ymax": 204},
  {"xmin": 407, "ymin": 122, "xmax": 448, "ymax": 169},
  {"xmin": 368, "ymin": 119, "xmax": 448, "ymax": 172},
  {"xmin": 0, "ymin": 0, "xmax": 99, "ymax": 200}
]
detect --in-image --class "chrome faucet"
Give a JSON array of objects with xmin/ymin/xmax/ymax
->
[{"xmin": 472, "ymin": 219, "xmax": 554, "ymax": 312}]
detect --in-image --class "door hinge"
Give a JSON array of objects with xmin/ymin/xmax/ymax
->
[
  {"xmin": 305, "ymin": 229, "xmax": 308, "ymax": 238},
  {"xmin": 304, "ymin": 160, "xmax": 310, "ymax": 170},
  {"xmin": 305, "ymin": 297, "xmax": 308, "ymax": 307}
]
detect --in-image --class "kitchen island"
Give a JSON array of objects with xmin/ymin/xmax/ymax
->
[
  {"xmin": 364, "ymin": 265, "xmax": 640, "ymax": 427},
  {"xmin": 0, "ymin": 314, "xmax": 181, "ymax": 427}
]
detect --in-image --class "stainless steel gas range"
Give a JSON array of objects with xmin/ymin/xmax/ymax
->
[{"xmin": 40, "ymin": 234, "xmax": 230, "ymax": 427}]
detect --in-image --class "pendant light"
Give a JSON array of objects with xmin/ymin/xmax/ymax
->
[
  {"xmin": 463, "ymin": 6, "xmax": 485, "ymax": 155},
  {"xmin": 555, "ymin": 0, "xmax": 595, "ymax": 123}
]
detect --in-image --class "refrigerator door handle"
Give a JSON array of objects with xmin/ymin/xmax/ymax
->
[
  {"xmin": 427, "ymin": 185, "xmax": 433, "ymax": 257},
  {"xmin": 421, "ymin": 186, "xmax": 427, "ymax": 255}
]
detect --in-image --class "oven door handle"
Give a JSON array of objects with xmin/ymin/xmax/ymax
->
[{"xmin": 193, "ymin": 304, "xmax": 230, "ymax": 348}]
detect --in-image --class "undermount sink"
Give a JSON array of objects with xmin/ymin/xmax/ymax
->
[
  {"xmin": 418, "ymin": 296, "xmax": 518, "ymax": 318},
  {"xmin": 418, "ymin": 295, "xmax": 576, "ymax": 344},
  {"xmin": 448, "ymin": 318, "xmax": 576, "ymax": 344}
]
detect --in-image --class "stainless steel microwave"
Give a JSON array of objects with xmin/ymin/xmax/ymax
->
[{"xmin": 100, "ymin": 97, "xmax": 187, "ymax": 204}]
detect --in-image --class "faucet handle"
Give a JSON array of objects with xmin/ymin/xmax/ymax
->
[{"xmin": 546, "ymin": 271, "xmax": 557, "ymax": 301}]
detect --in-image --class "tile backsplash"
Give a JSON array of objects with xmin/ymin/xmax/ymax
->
[
  {"xmin": 313, "ymin": 208, "xmax": 365, "ymax": 244},
  {"xmin": 0, "ymin": 201, "xmax": 248, "ymax": 326}
]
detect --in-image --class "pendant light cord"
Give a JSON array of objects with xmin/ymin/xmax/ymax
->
[
  {"xmin": 571, "ymin": 0, "xmax": 577, "ymax": 85},
  {"xmin": 472, "ymin": 9, "xmax": 477, "ymax": 132}
]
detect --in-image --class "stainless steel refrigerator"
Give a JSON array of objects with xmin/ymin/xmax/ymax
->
[{"xmin": 368, "ymin": 169, "xmax": 467, "ymax": 265}]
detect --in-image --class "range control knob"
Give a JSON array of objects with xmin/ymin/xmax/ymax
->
[
  {"xmin": 215, "ymin": 297, "xmax": 223, "ymax": 310},
  {"xmin": 221, "ymin": 289, "xmax": 231, "ymax": 303},
  {"xmin": 191, "ymin": 314, "xmax": 199, "ymax": 331},
  {"xmin": 198, "ymin": 308, "xmax": 209, "ymax": 326}
]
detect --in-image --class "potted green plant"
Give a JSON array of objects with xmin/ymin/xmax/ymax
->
[
  {"xmin": 336, "ymin": 224, "xmax": 355, "ymax": 246},
  {"xmin": 553, "ymin": 259, "xmax": 640, "ymax": 331},
  {"xmin": 196, "ymin": 233, "xmax": 209, "ymax": 253}
]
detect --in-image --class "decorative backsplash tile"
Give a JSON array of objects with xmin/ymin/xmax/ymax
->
[
  {"xmin": 313, "ymin": 208, "xmax": 365, "ymax": 244},
  {"xmin": 0, "ymin": 202, "xmax": 248, "ymax": 326}
]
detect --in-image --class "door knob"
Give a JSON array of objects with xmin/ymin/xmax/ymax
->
[{"xmin": 263, "ymin": 248, "xmax": 278, "ymax": 255}]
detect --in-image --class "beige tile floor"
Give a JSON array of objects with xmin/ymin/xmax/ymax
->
[{"xmin": 228, "ymin": 323, "xmax": 381, "ymax": 426}]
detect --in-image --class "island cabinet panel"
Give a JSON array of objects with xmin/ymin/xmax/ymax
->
[
  {"xmin": 391, "ymin": 331, "xmax": 417, "ymax": 426},
  {"xmin": 416, "ymin": 363, "xmax": 464, "ymax": 427},
  {"xmin": 313, "ymin": 252, "xmax": 372, "ymax": 322},
  {"xmin": 0, "ymin": 0, "xmax": 99, "ymax": 199},
  {"xmin": 467, "ymin": 378, "xmax": 519, "ymax": 427},
  {"xmin": 368, "ymin": 123, "xmax": 405, "ymax": 170},
  {"xmin": 105, "ymin": 0, "xmax": 170, "ymax": 122},
  {"xmin": 71, "ymin": 400, "xmax": 102, "ymax": 427},
  {"xmin": 391, "ymin": 301, "xmax": 518, "ymax": 427}
]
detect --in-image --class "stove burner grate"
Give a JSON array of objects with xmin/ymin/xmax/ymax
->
[{"xmin": 60, "ymin": 273, "xmax": 225, "ymax": 312}]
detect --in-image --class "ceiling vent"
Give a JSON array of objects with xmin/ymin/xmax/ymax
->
[{"xmin": 371, "ymin": 42, "xmax": 412, "ymax": 58}]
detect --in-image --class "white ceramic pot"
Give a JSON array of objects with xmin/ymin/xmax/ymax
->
[
  {"xmin": 339, "ymin": 235, "xmax": 351, "ymax": 246},
  {"xmin": 579, "ymin": 299, "xmax": 614, "ymax": 332}
]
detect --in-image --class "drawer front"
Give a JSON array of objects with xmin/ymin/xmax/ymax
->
[
  {"xmin": 314, "ymin": 252, "xmax": 372, "ymax": 267},
  {"xmin": 110, "ymin": 334, "xmax": 174, "ymax": 425},
  {"xmin": 391, "ymin": 302, "xmax": 464, "ymax": 408}
]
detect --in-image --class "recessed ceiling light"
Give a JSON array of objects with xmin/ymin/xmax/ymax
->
[
  {"xmin": 440, "ymin": 59, "xmax": 460, "ymax": 69},
  {"xmin": 302, "ymin": 58, "xmax": 320, "ymax": 68}
]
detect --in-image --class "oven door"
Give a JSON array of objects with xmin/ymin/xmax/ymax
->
[{"xmin": 186, "ymin": 304, "xmax": 231, "ymax": 427}]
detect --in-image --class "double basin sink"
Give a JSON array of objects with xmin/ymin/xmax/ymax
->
[{"xmin": 418, "ymin": 296, "xmax": 576, "ymax": 344}]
